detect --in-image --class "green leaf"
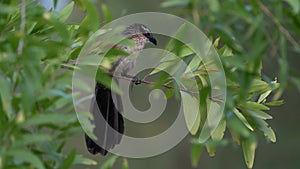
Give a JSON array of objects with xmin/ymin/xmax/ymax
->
[
  {"xmin": 122, "ymin": 158, "xmax": 129, "ymax": 169},
  {"xmin": 227, "ymin": 113, "xmax": 250, "ymax": 138},
  {"xmin": 57, "ymin": 1, "xmax": 74, "ymax": 22},
  {"xmin": 161, "ymin": 0, "xmax": 189, "ymax": 8},
  {"xmin": 0, "ymin": 76, "xmax": 13, "ymax": 119},
  {"xmin": 13, "ymin": 134, "xmax": 51, "ymax": 147},
  {"xmin": 211, "ymin": 117, "xmax": 226, "ymax": 140},
  {"xmin": 256, "ymin": 119, "xmax": 276, "ymax": 142},
  {"xmin": 181, "ymin": 91, "xmax": 200, "ymax": 135},
  {"xmin": 205, "ymin": 143, "xmax": 216, "ymax": 157},
  {"xmin": 74, "ymin": 155, "xmax": 97, "ymax": 165},
  {"xmin": 78, "ymin": 0, "xmax": 100, "ymax": 35},
  {"xmin": 264, "ymin": 100, "xmax": 284, "ymax": 106},
  {"xmin": 95, "ymin": 70, "xmax": 123, "ymax": 95},
  {"xmin": 285, "ymin": 0, "xmax": 300, "ymax": 13},
  {"xmin": 247, "ymin": 110, "xmax": 272, "ymax": 120},
  {"xmin": 7, "ymin": 150, "xmax": 45, "ymax": 169},
  {"xmin": 245, "ymin": 101, "xmax": 270, "ymax": 111},
  {"xmin": 191, "ymin": 144, "xmax": 203, "ymax": 167},
  {"xmin": 76, "ymin": 111, "xmax": 96, "ymax": 140},
  {"xmin": 58, "ymin": 149, "xmax": 76, "ymax": 169},
  {"xmin": 23, "ymin": 113, "xmax": 77, "ymax": 126},
  {"xmin": 206, "ymin": 0, "xmax": 220, "ymax": 12},
  {"xmin": 101, "ymin": 4, "xmax": 112, "ymax": 23},
  {"xmin": 257, "ymin": 90, "xmax": 272, "ymax": 103},
  {"xmin": 100, "ymin": 155, "xmax": 118, "ymax": 169},
  {"xmin": 242, "ymin": 137, "xmax": 257, "ymax": 169},
  {"xmin": 232, "ymin": 108, "xmax": 254, "ymax": 131}
]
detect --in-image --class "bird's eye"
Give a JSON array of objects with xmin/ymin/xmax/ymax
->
[{"xmin": 143, "ymin": 33, "xmax": 151, "ymax": 37}]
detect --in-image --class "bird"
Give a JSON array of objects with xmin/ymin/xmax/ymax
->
[{"xmin": 85, "ymin": 23, "xmax": 157, "ymax": 155}]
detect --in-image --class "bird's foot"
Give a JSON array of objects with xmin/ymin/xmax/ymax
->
[{"xmin": 131, "ymin": 76, "xmax": 141, "ymax": 85}]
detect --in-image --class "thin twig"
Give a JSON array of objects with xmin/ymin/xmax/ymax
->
[
  {"xmin": 107, "ymin": 72, "xmax": 199, "ymax": 95},
  {"xmin": 64, "ymin": 61, "xmax": 224, "ymax": 103},
  {"xmin": 17, "ymin": 0, "xmax": 26, "ymax": 55},
  {"xmin": 257, "ymin": 0, "xmax": 299, "ymax": 48}
]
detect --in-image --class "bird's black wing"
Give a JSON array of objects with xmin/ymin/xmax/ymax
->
[{"xmin": 85, "ymin": 82, "xmax": 124, "ymax": 155}]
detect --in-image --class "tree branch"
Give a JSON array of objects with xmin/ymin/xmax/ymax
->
[
  {"xmin": 17, "ymin": 0, "xmax": 26, "ymax": 55},
  {"xmin": 257, "ymin": 0, "xmax": 299, "ymax": 48}
]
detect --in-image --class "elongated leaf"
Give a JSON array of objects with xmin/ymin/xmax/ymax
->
[
  {"xmin": 161, "ymin": 0, "xmax": 189, "ymax": 8},
  {"xmin": 13, "ymin": 134, "xmax": 51, "ymax": 147},
  {"xmin": 264, "ymin": 100, "xmax": 284, "ymax": 106},
  {"xmin": 74, "ymin": 155, "xmax": 97, "ymax": 165},
  {"xmin": 257, "ymin": 90, "xmax": 272, "ymax": 103},
  {"xmin": 232, "ymin": 108, "xmax": 254, "ymax": 131},
  {"xmin": 242, "ymin": 137, "xmax": 257, "ymax": 169},
  {"xmin": 247, "ymin": 110, "xmax": 272, "ymax": 120},
  {"xmin": 101, "ymin": 4, "xmax": 112, "ymax": 23},
  {"xmin": 256, "ymin": 119, "xmax": 276, "ymax": 142},
  {"xmin": 191, "ymin": 144, "xmax": 203, "ymax": 167},
  {"xmin": 7, "ymin": 150, "xmax": 45, "ymax": 169},
  {"xmin": 57, "ymin": 1, "xmax": 74, "ymax": 22},
  {"xmin": 0, "ymin": 76, "xmax": 13, "ymax": 119},
  {"xmin": 58, "ymin": 149, "xmax": 76, "ymax": 169},
  {"xmin": 23, "ymin": 113, "xmax": 77, "ymax": 126},
  {"xmin": 181, "ymin": 91, "xmax": 200, "ymax": 135},
  {"xmin": 211, "ymin": 117, "xmax": 226, "ymax": 140},
  {"xmin": 100, "ymin": 155, "xmax": 118, "ymax": 169},
  {"xmin": 245, "ymin": 101, "xmax": 270, "ymax": 111},
  {"xmin": 122, "ymin": 158, "xmax": 129, "ymax": 169}
]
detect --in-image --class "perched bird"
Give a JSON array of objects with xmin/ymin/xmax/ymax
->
[{"xmin": 85, "ymin": 23, "xmax": 157, "ymax": 155}]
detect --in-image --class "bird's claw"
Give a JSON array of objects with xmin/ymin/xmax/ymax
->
[{"xmin": 131, "ymin": 76, "xmax": 141, "ymax": 85}]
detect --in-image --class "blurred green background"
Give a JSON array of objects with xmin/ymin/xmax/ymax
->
[
  {"xmin": 1, "ymin": 0, "xmax": 300, "ymax": 169},
  {"xmin": 64, "ymin": 0, "xmax": 300, "ymax": 168}
]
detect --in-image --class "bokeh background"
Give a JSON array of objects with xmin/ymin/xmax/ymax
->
[
  {"xmin": 1, "ymin": 0, "xmax": 299, "ymax": 169},
  {"xmin": 57, "ymin": 0, "xmax": 300, "ymax": 168}
]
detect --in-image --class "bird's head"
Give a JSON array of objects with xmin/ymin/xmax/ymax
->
[{"xmin": 122, "ymin": 23, "xmax": 157, "ymax": 46}]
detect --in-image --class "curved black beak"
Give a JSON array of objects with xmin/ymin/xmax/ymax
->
[
  {"xmin": 144, "ymin": 33, "xmax": 157, "ymax": 45},
  {"xmin": 148, "ymin": 36, "xmax": 157, "ymax": 45}
]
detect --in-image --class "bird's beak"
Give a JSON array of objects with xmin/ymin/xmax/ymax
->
[{"xmin": 148, "ymin": 36, "xmax": 157, "ymax": 45}]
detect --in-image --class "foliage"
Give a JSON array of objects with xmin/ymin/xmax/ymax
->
[
  {"xmin": 0, "ymin": 0, "xmax": 97, "ymax": 168},
  {"xmin": 160, "ymin": 0, "xmax": 300, "ymax": 168},
  {"xmin": 0, "ymin": 0, "xmax": 299, "ymax": 169}
]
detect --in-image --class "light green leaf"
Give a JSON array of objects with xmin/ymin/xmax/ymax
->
[
  {"xmin": 161, "ymin": 0, "xmax": 189, "ymax": 8},
  {"xmin": 7, "ymin": 150, "xmax": 45, "ymax": 169},
  {"xmin": 78, "ymin": 0, "xmax": 100, "ymax": 34},
  {"xmin": 205, "ymin": 143, "xmax": 216, "ymax": 157},
  {"xmin": 264, "ymin": 100, "xmax": 284, "ymax": 106},
  {"xmin": 101, "ymin": 4, "xmax": 112, "ymax": 23},
  {"xmin": 242, "ymin": 137, "xmax": 257, "ymax": 169},
  {"xmin": 0, "ymin": 76, "xmax": 13, "ymax": 119},
  {"xmin": 245, "ymin": 101, "xmax": 270, "ymax": 111},
  {"xmin": 100, "ymin": 155, "xmax": 118, "ymax": 169},
  {"xmin": 247, "ymin": 110, "xmax": 272, "ymax": 120},
  {"xmin": 227, "ymin": 113, "xmax": 250, "ymax": 138},
  {"xmin": 23, "ymin": 113, "xmax": 77, "ymax": 126},
  {"xmin": 57, "ymin": 1, "xmax": 74, "ymax": 22},
  {"xmin": 285, "ymin": 0, "xmax": 300, "ymax": 13},
  {"xmin": 191, "ymin": 144, "xmax": 203, "ymax": 167},
  {"xmin": 74, "ymin": 155, "xmax": 97, "ymax": 165},
  {"xmin": 211, "ymin": 117, "xmax": 226, "ymax": 140},
  {"xmin": 233, "ymin": 108, "xmax": 254, "ymax": 131},
  {"xmin": 257, "ymin": 90, "xmax": 272, "ymax": 103},
  {"xmin": 13, "ymin": 134, "xmax": 51, "ymax": 147},
  {"xmin": 206, "ymin": 0, "xmax": 220, "ymax": 12},
  {"xmin": 256, "ymin": 119, "xmax": 276, "ymax": 142},
  {"xmin": 122, "ymin": 158, "xmax": 129, "ymax": 169},
  {"xmin": 181, "ymin": 91, "xmax": 200, "ymax": 135},
  {"xmin": 58, "ymin": 149, "xmax": 76, "ymax": 169}
]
